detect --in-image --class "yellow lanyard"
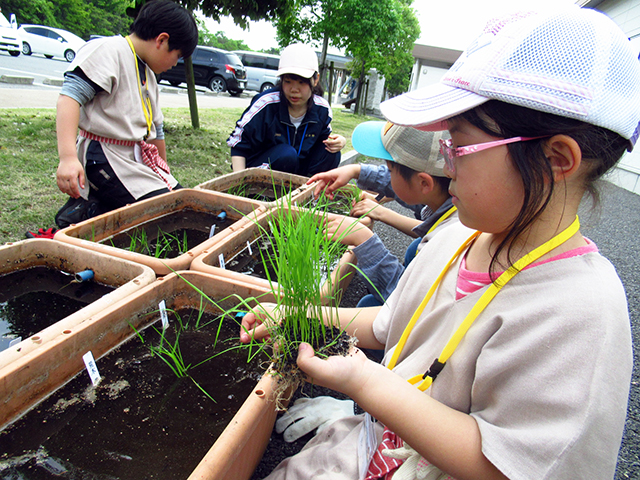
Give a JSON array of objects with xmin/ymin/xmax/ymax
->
[
  {"xmin": 125, "ymin": 36, "xmax": 153, "ymax": 140},
  {"xmin": 388, "ymin": 216, "xmax": 581, "ymax": 391},
  {"xmin": 426, "ymin": 205, "xmax": 457, "ymax": 236}
]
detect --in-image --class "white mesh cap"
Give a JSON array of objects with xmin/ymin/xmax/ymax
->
[{"xmin": 380, "ymin": 6, "xmax": 640, "ymax": 147}]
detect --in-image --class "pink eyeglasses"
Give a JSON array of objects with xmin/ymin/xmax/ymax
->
[{"xmin": 439, "ymin": 136, "xmax": 546, "ymax": 173}]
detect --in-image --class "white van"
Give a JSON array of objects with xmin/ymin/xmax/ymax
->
[
  {"xmin": 0, "ymin": 9, "xmax": 21, "ymax": 57},
  {"xmin": 233, "ymin": 51, "xmax": 280, "ymax": 93}
]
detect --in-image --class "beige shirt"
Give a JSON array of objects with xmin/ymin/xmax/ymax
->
[
  {"xmin": 71, "ymin": 36, "xmax": 178, "ymax": 198},
  {"xmin": 266, "ymin": 222, "xmax": 632, "ymax": 480}
]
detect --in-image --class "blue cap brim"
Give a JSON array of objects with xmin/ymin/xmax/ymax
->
[{"xmin": 352, "ymin": 121, "xmax": 393, "ymax": 161}]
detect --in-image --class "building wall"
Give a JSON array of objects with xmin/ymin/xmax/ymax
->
[{"xmin": 596, "ymin": 0, "xmax": 640, "ymax": 194}]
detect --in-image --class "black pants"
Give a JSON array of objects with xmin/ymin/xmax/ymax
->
[{"xmin": 85, "ymin": 140, "xmax": 180, "ymax": 212}]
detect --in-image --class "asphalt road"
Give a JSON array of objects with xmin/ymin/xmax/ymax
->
[{"xmin": 0, "ymin": 49, "xmax": 254, "ymax": 109}]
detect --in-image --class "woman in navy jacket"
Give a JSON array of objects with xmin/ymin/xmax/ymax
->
[{"xmin": 227, "ymin": 43, "xmax": 346, "ymax": 176}]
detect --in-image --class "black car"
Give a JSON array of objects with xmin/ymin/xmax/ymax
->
[{"xmin": 159, "ymin": 46, "xmax": 247, "ymax": 95}]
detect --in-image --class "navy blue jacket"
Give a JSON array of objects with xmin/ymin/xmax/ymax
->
[{"xmin": 227, "ymin": 89, "xmax": 334, "ymax": 162}]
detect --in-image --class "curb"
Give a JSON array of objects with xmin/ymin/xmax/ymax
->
[
  {"xmin": 0, "ymin": 75, "xmax": 34, "ymax": 85},
  {"xmin": 43, "ymin": 78, "xmax": 63, "ymax": 87},
  {"xmin": 339, "ymin": 149, "xmax": 361, "ymax": 166}
]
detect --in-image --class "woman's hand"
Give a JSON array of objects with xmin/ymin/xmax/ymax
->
[
  {"xmin": 323, "ymin": 134, "xmax": 346, "ymax": 153},
  {"xmin": 239, "ymin": 302, "xmax": 278, "ymax": 343},
  {"xmin": 324, "ymin": 214, "xmax": 373, "ymax": 247}
]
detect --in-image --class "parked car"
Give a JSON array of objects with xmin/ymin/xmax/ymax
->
[
  {"xmin": 233, "ymin": 51, "xmax": 280, "ymax": 92},
  {"xmin": 158, "ymin": 46, "xmax": 246, "ymax": 95},
  {"xmin": 0, "ymin": 9, "xmax": 21, "ymax": 57},
  {"xmin": 19, "ymin": 24, "xmax": 85, "ymax": 62}
]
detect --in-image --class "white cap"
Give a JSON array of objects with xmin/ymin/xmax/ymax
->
[
  {"xmin": 352, "ymin": 121, "xmax": 447, "ymax": 176},
  {"xmin": 277, "ymin": 43, "xmax": 319, "ymax": 78},
  {"xmin": 380, "ymin": 7, "xmax": 640, "ymax": 148}
]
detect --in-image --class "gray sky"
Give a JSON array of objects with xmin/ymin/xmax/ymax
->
[{"xmin": 202, "ymin": 0, "xmax": 576, "ymax": 53}]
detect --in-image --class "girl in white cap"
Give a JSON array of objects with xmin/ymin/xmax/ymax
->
[
  {"xmin": 227, "ymin": 43, "xmax": 346, "ymax": 176},
  {"xmin": 241, "ymin": 6, "xmax": 637, "ymax": 479}
]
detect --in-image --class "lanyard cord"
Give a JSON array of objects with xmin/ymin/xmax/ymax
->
[
  {"xmin": 426, "ymin": 205, "xmax": 458, "ymax": 236},
  {"xmin": 125, "ymin": 36, "xmax": 153, "ymax": 140},
  {"xmin": 388, "ymin": 215, "xmax": 581, "ymax": 392},
  {"xmin": 287, "ymin": 123, "xmax": 309, "ymax": 156}
]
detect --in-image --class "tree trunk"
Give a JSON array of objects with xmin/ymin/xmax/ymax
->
[
  {"xmin": 184, "ymin": 56, "xmax": 199, "ymax": 129},
  {"xmin": 319, "ymin": 33, "xmax": 330, "ymax": 91},
  {"xmin": 354, "ymin": 62, "xmax": 366, "ymax": 115}
]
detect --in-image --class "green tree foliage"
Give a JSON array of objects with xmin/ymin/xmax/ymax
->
[
  {"xmin": 275, "ymin": 0, "xmax": 419, "ymax": 101},
  {"xmin": 198, "ymin": 21, "xmax": 249, "ymax": 51},
  {"xmin": 2, "ymin": 0, "xmax": 131, "ymax": 38}
]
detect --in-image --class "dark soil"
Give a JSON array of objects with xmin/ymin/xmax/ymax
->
[{"xmin": 0, "ymin": 308, "xmax": 265, "ymax": 480}]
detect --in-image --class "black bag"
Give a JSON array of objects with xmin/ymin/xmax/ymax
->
[{"xmin": 55, "ymin": 195, "xmax": 104, "ymax": 229}]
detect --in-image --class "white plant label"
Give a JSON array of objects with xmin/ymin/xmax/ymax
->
[
  {"xmin": 219, "ymin": 253, "xmax": 226, "ymax": 269},
  {"xmin": 9, "ymin": 337, "xmax": 21, "ymax": 347},
  {"xmin": 247, "ymin": 240, "xmax": 253, "ymax": 256},
  {"xmin": 209, "ymin": 224, "xmax": 216, "ymax": 238},
  {"xmin": 159, "ymin": 300, "xmax": 169, "ymax": 330},
  {"xmin": 83, "ymin": 351, "xmax": 101, "ymax": 386}
]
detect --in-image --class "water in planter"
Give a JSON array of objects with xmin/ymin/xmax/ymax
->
[
  {"xmin": 0, "ymin": 307, "xmax": 265, "ymax": 479},
  {"xmin": 0, "ymin": 266, "xmax": 115, "ymax": 352},
  {"xmin": 104, "ymin": 208, "xmax": 234, "ymax": 258}
]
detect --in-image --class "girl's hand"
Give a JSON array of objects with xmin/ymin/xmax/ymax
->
[
  {"xmin": 239, "ymin": 302, "xmax": 278, "ymax": 343},
  {"xmin": 325, "ymin": 215, "xmax": 373, "ymax": 247},
  {"xmin": 323, "ymin": 134, "xmax": 346, "ymax": 153},
  {"xmin": 296, "ymin": 342, "xmax": 373, "ymax": 396},
  {"xmin": 350, "ymin": 198, "xmax": 388, "ymax": 221}
]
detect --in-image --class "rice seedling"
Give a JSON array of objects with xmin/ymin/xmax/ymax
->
[
  {"xmin": 131, "ymin": 301, "xmax": 238, "ymax": 403},
  {"xmin": 119, "ymin": 227, "xmax": 189, "ymax": 258}
]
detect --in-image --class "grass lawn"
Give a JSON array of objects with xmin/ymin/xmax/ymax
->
[{"xmin": 0, "ymin": 106, "xmax": 376, "ymax": 244}]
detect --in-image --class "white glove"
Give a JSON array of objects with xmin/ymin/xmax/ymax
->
[
  {"xmin": 275, "ymin": 396, "xmax": 355, "ymax": 443},
  {"xmin": 382, "ymin": 443, "xmax": 450, "ymax": 480}
]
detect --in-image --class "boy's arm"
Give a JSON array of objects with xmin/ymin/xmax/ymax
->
[
  {"xmin": 297, "ymin": 346, "xmax": 507, "ymax": 480},
  {"xmin": 351, "ymin": 199, "xmax": 421, "ymax": 237},
  {"xmin": 149, "ymin": 139, "xmax": 167, "ymax": 161},
  {"xmin": 56, "ymin": 94, "xmax": 85, "ymax": 198}
]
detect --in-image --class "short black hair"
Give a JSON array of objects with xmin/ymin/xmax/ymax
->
[
  {"xmin": 130, "ymin": 0, "xmax": 198, "ymax": 58},
  {"xmin": 387, "ymin": 161, "xmax": 450, "ymax": 195}
]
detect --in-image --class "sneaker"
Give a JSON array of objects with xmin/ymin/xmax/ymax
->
[
  {"xmin": 25, "ymin": 227, "xmax": 58, "ymax": 239},
  {"xmin": 55, "ymin": 196, "xmax": 104, "ymax": 229}
]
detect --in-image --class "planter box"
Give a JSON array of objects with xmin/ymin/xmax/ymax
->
[
  {"xmin": 0, "ymin": 238, "xmax": 155, "ymax": 371},
  {"xmin": 53, "ymin": 189, "xmax": 266, "ymax": 275},
  {"xmin": 190, "ymin": 207, "xmax": 359, "ymax": 305},
  {"xmin": 0, "ymin": 271, "xmax": 281, "ymax": 480},
  {"xmin": 195, "ymin": 167, "xmax": 316, "ymax": 207}
]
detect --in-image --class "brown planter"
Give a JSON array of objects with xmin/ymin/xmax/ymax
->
[
  {"xmin": 0, "ymin": 271, "xmax": 282, "ymax": 480},
  {"xmin": 190, "ymin": 206, "xmax": 361, "ymax": 305},
  {"xmin": 0, "ymin": 238, "xmax": 155, "ymax": 371},
  {"xmin": 195, "ymin": 167, "xmax": 317, "ymax": 207},
  {"xmin": 53, "ymin": 189, "xmax": 266, "ymax": 275}
]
